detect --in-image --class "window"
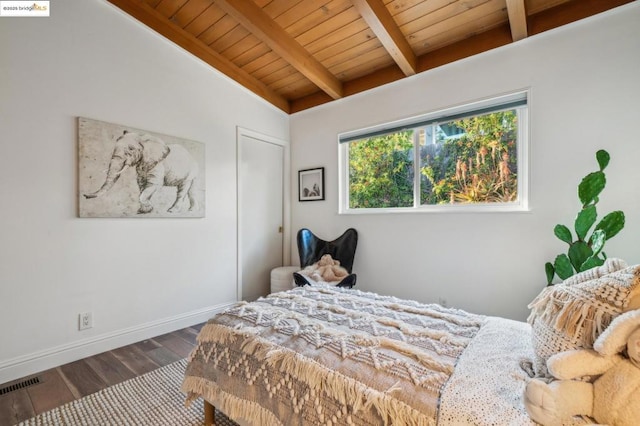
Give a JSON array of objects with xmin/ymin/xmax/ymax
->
[{"xmin": 338, "ymin": 92, "xmax": 529, "ymax": 213}]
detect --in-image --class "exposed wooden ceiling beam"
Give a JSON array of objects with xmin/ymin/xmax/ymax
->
[
  {"xmin": 106, "ymin": 0, "xmax": 290, "ymax": 113},
  {"xmin": 527, "ymin": 0, "xmax": 634, "ymax": 35},
  {"xmin": 351, "ymin": 0, "xmax": 417, "ymax": 76},
  {"xmin": 505, "ymin": 0, "xmax": 528, "ymax": 42},
  {"xmin": 214, "ymin": 0, "xmax": 343, "ymax": 99},
  {"xmin": 291, "ymin": 25, "xmax": 513, "ymax": 113}
]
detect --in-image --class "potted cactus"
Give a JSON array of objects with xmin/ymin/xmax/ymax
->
[{"xmin": 545, "ymin": 150, "xmax": 625, "ymax": 285}]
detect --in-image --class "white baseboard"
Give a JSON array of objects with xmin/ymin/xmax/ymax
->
[{"xmin": 0, "ymin": 302, "xmax": 235, "ymax": 385}]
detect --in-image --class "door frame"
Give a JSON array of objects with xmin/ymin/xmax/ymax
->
[{"xmin": 236, "ymin": 127, "xmax": 290, "ymax": 302}]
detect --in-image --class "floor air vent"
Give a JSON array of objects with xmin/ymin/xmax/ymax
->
[{"xmin": 0, "ymin": 376, "xmax": 41, "ymax": 395}]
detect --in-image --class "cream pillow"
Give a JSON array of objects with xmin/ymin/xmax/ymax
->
[
  {"xmin": 562, "ymin": 258, "xmax": 627, "ymax": 286},
  {"xmin": 528, "ymin": 264, "xmax": 640, "ymax": 376}
]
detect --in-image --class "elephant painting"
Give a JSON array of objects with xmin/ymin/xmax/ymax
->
[{"xmin": 79, "ymin": 118, "xmax": 205, "ymax": 218}]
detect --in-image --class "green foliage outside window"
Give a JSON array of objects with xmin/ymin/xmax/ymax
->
[
  {"xmin": 348, "ymin": 131, "xmax": 414, "ymax": 208},
  {"xmin": 422, "ymin": 110, "xmax": 518, "ymax": 205},
  {"xmin": 347, "ymin": 110, "xmax": 519, "ymax": 209}
]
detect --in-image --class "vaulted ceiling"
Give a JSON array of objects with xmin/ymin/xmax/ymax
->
[{"xmin": 108, "ymin": 0, "xmax": 632, "ymax": 113}]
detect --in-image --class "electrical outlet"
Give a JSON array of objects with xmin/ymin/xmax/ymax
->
[{"xmin": 79, "ymin": 312, "xmax": 93, "ymax": 330}]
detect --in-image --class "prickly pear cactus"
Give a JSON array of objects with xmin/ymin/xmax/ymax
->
[{"xmin": 545, "ymin": 150, "xmax": 625, "ymax": 285}]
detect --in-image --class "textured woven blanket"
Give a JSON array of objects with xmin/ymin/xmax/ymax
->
[
  {"xmin": 438, "ymin": 317, "xmax": 537, "ymax": 425},
  {"xmin": 182, "ymin": 286, "xmax": 485, "ymax": 425}
]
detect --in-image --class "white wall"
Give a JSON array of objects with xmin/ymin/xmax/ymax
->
[
  {"xmin": 290, "ymin": 3, "xmax": 640, "ymax": 321},
  {"xmin": 0, "ymin": 0, "xmax": 288, "ymax": 383}
]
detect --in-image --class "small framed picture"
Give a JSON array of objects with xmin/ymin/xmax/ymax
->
[{"xmin": 298, "ymin": 167, "xmax": 325, "ymax": 201}]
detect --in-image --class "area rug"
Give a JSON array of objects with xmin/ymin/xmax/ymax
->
[{"xmin": 18, "ymin": 359, "xmax": 238, "ymax": 426}]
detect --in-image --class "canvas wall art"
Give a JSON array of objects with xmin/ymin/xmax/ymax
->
[{"xmin": 78, "ymin": 117, "xmax": 205, "ymax": 218}]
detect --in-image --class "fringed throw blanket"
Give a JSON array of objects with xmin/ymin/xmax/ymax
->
[{"xmin": 182, "ymin": 286, "xmax": 485, "ymax": 426}]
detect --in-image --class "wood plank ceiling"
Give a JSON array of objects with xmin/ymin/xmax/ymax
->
[{"xmin": 108, "ymin": 0, "xmax": 632, "ymax": 113}]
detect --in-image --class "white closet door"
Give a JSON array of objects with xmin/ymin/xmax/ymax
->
[{"xmin": 238, "ymin": 132, "xmax": 284, "ymax": 302}]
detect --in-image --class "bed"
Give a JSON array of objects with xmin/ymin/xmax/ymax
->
[{"xmin": 181, "ymin": 285, "xmax": 537, "ymax": 425}]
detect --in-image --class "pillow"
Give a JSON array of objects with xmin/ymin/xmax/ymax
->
[
  {"xmin": 527, "ymin": 264, "xmax": 640, "ymax": 376},
  {"xmin": 562, "ymin": 258, "xmax": 627, "ymax": 286}
]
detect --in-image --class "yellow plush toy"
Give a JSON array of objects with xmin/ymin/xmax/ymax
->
[{"xmin": 525, "ymin": 309, "xmax": 640, "ymax": 426}]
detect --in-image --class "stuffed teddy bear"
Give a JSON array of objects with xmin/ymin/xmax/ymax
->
[
  {"xmin": 293, "ymin": 254, "xmax": 357, "ymax": 287},
  {"xmin": 297, "ymin": 254, "xmax": 349, "ymax": 283},
  {"xmin": 524, "ymin": 309, "xmax": 640, "ymax": 426},
  {"xmin": 314, "ymin": 254, "xmax": 349, "ymax": 282}
]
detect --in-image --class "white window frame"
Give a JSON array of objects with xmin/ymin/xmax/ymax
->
[{"xmin": 338, "ymin": 91, "xmax": 530, "ymax": 214}]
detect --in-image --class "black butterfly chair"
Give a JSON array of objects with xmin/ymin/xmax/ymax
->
[{"xmin": 293, "ymin": 228, "xmax": 358, "ymax": 288}]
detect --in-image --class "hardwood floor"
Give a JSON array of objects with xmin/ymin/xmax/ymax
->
[{"xmin": 0, "ymin": 323, "xmax": 204, "ymax": 425}]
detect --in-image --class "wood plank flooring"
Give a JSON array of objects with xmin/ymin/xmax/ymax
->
[{"xmin": 0, "ymin": 323, "xmax": 204, "ymax": 425}]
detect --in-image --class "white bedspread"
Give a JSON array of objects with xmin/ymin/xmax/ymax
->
[{"xmin": 439, "ymin": 317, "xmax": 536, "ymax": 425}]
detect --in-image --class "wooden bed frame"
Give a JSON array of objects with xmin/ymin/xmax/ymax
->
[{"xmin": 204, "ymin": 400, "xmax": 215, "ymax": 426}]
